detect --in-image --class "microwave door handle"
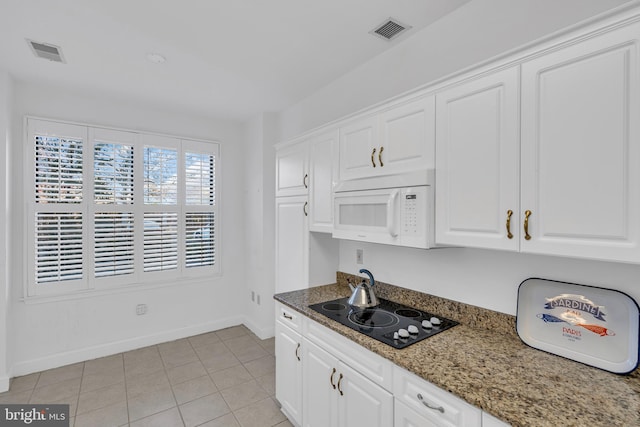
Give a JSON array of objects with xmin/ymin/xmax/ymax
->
[{"xmin": 387, "ymin": 190, "xmax": 400, "ymax": 237}]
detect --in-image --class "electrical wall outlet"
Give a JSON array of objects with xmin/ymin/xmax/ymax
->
[
  {"xmin": 136, "ymin": 304, "xmax": 148, "ymax": 316},
  {"xmin": 356, "ymin": 248, "xmax": 364, "ymax": 264}
]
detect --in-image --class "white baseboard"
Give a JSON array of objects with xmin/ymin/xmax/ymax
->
[
  {"xmin": 243, "ymin": 316, "xmax": 275, "ymax": 340},
  {"xmin": 0, "ymin": 375, "xmax": 9, "ymax": 393},
  {"xmin": 10, "ymin": 315, "xmax": 244, "ymax": 377}
]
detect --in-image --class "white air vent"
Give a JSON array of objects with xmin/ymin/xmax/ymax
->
[
  {"xmin": 370, "ymin": 18, "xmax": 412, "ymax": 41},
  {"xmin": 27, "ymin": 39, "xmax": 65, "ymax": 63}
]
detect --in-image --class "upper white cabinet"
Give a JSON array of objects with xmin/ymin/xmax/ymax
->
[
  {"xmin": 276, "ymin": 142, "xmax": 309, "ymax": 197},
  {"xmin": 436, "ymin": 19, "xmax": 640, "ymax": 263},
  {"xmin": 309, "ymin": 130, "xmax": 338, "ymax": 233},
  {"xmin": 435, "ymin": 67, "xmax": 520, "ymax": 250},
  {"xmin": 520, "ymin": 20, "xmax": 640, "ymax": 262},
  {"xmin": 339, "ymin": 96, "xmax": 435, "ymax": 182},
  {"xmin": 275, "ymin": 196, "xmax": 309, "ymax": 294}
]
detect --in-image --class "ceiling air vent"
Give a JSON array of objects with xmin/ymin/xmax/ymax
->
[
  {"xmin": 370, "ymin": 18, "xmax": 412, "ymax": 41},
  {"xmin": 27, "ymin": 39, "xmax": 66, "ymax": 63}
]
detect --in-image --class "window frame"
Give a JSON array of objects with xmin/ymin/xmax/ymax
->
[{"xmin": 25, "ymin": 117, "xmax": 221, "ymax": 298}]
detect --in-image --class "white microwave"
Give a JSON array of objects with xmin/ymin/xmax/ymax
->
[{"xmin": 332, "ymin": 185, "xmax": 433, "ymax": 248}]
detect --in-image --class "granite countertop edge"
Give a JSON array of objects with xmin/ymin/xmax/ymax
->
[{"xmin": 274, "ymin": 277, "xmax": 640, "ymax": 427}]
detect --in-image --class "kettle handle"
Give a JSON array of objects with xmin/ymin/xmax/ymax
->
[{"xmin": 358, "ymin": 268, "xmax": 375, "ymax": 287}]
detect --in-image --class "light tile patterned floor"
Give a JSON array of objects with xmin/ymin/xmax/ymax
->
[{"xmin": 0, "ymin": 325, "xmax": 293, "ymax": 427}]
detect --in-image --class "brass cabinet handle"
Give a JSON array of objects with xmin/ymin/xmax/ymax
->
[
  {"xmin": 303, "ymin": 201, "xmax": 308, "ymax": 217},
  {"xmin": 378, "ymin": 146, "xmax": 384, "ymax": 167},
  {"xmin": 330, "ymin": 368, "xmax": 337, "ymax": 389},
  {"xmin": 371, "ymin": 148, "xmax": 377, "ymax": 167},
  {"xmin": 506, "ymin": 210, "xmax": 514, "ymax": 239},
  {"xmin": 303, "ymin": 173, "xmax": 308, "ymax": 189},
  {"xmin": 295, "ymin": 343, "xmax": 300, "ymax": 361},
  {"xmin": 524, "ymin": 210, "xmax": 532, "ymax": 240},
  {"xmin": 337, "ymin": 373, "xmax": 344, "ymax": 396},
  {"xmin": 417, "ymin": 393, "xmax": 445, "ymax": 413}
]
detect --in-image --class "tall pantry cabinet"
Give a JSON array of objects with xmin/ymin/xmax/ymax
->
[{"xmin": 274, "ymin": 130, "xmax": 339, "ymax": 294}]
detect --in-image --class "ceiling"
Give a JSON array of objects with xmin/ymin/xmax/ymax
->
[{"xmin": 0, "ymin": 0, "xmax": 471, "ymax": 121}]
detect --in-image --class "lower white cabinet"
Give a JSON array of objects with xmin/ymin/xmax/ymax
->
[
  {"xmin": 302, "ymin": 338, "xmax": 393, "ymax": 427},
  {"xmin": 275, "ymin": 303, "xmax": 509, "ymax": 426},
  {"xmin": 393, "ymin": 366, "xmax": 482, "ymax": 427},
  {"xmin": 275, "ymin": 319, "xmax": 303, "ymax": 426}
]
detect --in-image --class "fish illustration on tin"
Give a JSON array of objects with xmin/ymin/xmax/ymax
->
[
  {"xmin": 537, "ymin": 313, "xmax": 567, "ymax": 323},
  {"xmin": 578, "ymin": 324, "xmax": 616, "ymax": 337}
]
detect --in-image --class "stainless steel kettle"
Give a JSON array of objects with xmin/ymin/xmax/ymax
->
[{"xmin": 348, "ymin": 269, "xmax": 379, "ymax": 309}]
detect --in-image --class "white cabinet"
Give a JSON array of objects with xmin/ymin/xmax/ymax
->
[
  {"xmin": 520, "ymin": 20, "xmax": 640, "ymax": 262},
  {"xmin": 276, "ymin": 142, "xmax": 309, "ymax": 197},
  {"xmin": 435, "ymin": 67, "xmax": 520, "ymax": 251},
  {"xmin": 393, "ymin": 366, "xmax": 481, "ymax": 427},
  {"xmin": 339, "ymin": 96, "xmax": 435, "ymax": 182},
  {"xmin": 275, "ymin": 196, "xmax": 308, "ymax": 294},
  {"xmin": 482, "ymin": 412, "xmax": 511, "ymax": 427},
  {"xmin": 275, "ymin": 313, "xmax": 303, "ymax": 426},
  {"xmin": 436, "ymin": 19, "xmax": 640, "ymax": 263},
  {"xmin": 309, "ymin": 130, "xmax": 337, "ymax": 233},
  {"xmin": 303, "ymin": 338, "xmax": 393, "ymax": 427}
]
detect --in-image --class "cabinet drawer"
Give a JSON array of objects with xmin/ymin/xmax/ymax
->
[
  {"xmin": 393, "ymin": 366, "xmax": 481, "ymax": 427},
  {"xmin": 275, "ymin": 302, "xmax": 303, "ymax": 332}
]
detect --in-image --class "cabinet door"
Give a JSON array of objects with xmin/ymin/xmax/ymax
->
[
  {"xmin": 337, "ymin": 361, "xmax": 393, "ymax": 427},
  {"xmin": 521, "ymin": 22, "xmax": 640, "ymax": 262},
  {"xmin": 309, "ymin": 130, "xmax": 337, "ymax": 233},
  {"xmin": 379, "ymin": 95, "xmax": 435, "ymax": 175},
  {"xmin": 435, "ymin": 67, "xmax": 520, "ymax": 250},
  {"xmin": 339, "ymin": 115, "xmax": 378, "ymax": 181},
  {"xmin": 275, "ymin": 196, "xmax": 308, "ymax": 293},
  {"xmin": 276, "ymin": 143, "xmax": 309, "ymax": 197},
  {"xmin": 302, "ymin": 339, "xmax": 338, "ymax": 427},
  {"xmin": 275, "ymin": 321, "xmax": 302, "ymax": 426}
]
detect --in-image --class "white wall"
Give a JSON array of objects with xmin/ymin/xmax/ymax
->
[
  {"xmin": 243, "ymin": 113, "xmax": 277, "ymax": 339},
  {"xmin": 9, "ymin": 80, "xmax": 248, "ymax": 375},
  {"xmin": 339, "ymin": 242, "xmax": 640, "ymax": 315},
  {"xmin": 276, "ymin": 0, "xmax": 640, "ymax": 315},
  {"xmin": 0, "ymin": 71, "xmax": 12, "ymax": 391},
  {"xmin": 278, "ymin": 0, "xmax": 633, "ymax": 140}
]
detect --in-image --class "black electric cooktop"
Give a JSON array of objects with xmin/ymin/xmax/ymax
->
[{"xmin": 309, "ymin": 297, "xmax": 458, "ymax": 349}]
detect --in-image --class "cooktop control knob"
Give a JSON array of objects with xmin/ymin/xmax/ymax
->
[
  {"xmin": 407, "ymin": 325, "xmax": 419, "ymax": 334},
  {"xmin": 393, "ymin": 332, "xmax": 399, "ymax": 340},
  {"xmin": 430, "ymin": 316, "xmax": 441, "ymax": 326},
  {"xmin": 421, "ymin": 320, "xmax": 432, "ymax": 329},
  {"xmin": 398, "ymin": 328, "xmax": 410, "ymax": 338}
]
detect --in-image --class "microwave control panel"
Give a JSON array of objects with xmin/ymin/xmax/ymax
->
[{"xmin": 401, "ymin": 193, "xmax": 419, "ymax": 235}]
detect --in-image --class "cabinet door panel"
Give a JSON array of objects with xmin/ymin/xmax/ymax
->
[
  {"xmin": 337, "ymin": 361, "xmax": 393, "ymax": 427},
  {"xmin": 435, "ymin": 67, "xmax": 520, "ymax": 250},
  {"xmin": 303, "ymin": 339, "xmax": 338, "ymax": 427},
  {"xmin": 339, "ymin": 115, "xmax": 378, "ymax": 181},
  {"xmin": 380, "ymin": 96, "xmax": 435, "ymax": 174},
  {"xmin": 275, "ymin": 322, "xmax": 302, "ymax": 426},
  {"xmin": 275, "ymin": 196, "xmax": 308, "ymax": 293},
  {"xmin": 276, "ymin": 143, "xmax": 308, "ymax": 197},
  {"xmin": 309, "ymin": 130, "xmax": 337, "ymax": 233},
  {"xmin": 521, "ymin": 22, "xmax": 640, "ymax": 262}
]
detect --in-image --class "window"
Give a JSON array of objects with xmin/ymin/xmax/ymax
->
[{"xmin": 27, "ymin": 118, "xmax": 220, "ymax": 297}]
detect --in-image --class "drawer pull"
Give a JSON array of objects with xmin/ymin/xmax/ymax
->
[
  {"xmin": 417, "ymin": 393, "xmax": 444, "ymax": 413},
  {"xmin": 337, "ymin": 373, "xmax": 344, "ymax": 396},
  {"xmin": 282, "ymin": 312, "xmax": 293, "ymax": 320},
  {"xmin": 330, "ymin": 368, "xmax": 337, "ymax": 389},
  {"xmin": 295, "ymin": 343, "xmax": 301, "ymax": 361}
]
